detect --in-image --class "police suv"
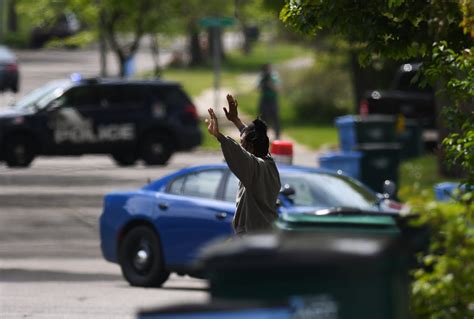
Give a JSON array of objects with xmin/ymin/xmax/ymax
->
[{"xmin": 0, "ymin": 76, "xmax": 202, "ymax": 167}]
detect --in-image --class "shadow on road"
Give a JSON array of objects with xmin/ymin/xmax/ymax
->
[
  {"xmin": 159, "ymin": 286, "xmax": 209, "ymax": 292},
  {"xmin": 0, "ymin": 268, "xmax": 122, "ymax": 282}
]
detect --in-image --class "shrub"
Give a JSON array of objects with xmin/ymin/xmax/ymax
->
[
  {"xmin": 281, "ymin": 53, "xmax": 354, "ymax": 124},
  {"xmin": 408, "ymin": 192, "xmax": 474, "ymax": 318}
]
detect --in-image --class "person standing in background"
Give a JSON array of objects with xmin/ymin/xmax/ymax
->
[{"xmin": 258, "ymin": 63, "xmax": 281, "ymax": 140}]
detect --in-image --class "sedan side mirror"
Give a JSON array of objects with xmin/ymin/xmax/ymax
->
[
  {"xmin": 280, "ymin": 184, "xmax": 295, "ymax": 197},
  {"xmin": 382, "ymin": 180, "xmax": 397, "ymax": 200}
]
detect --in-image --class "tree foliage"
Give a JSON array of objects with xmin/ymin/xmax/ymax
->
[
  {"xmin": 18, "ymin": 0, "xmax": 177, "ymax": 76},
  {"xmin": 280, "ymin": 1, "xmax": 474, "ymax": 317},
  {"xmin": 280, "ymin": 0, "xmax": 470, "ymax": 63}
]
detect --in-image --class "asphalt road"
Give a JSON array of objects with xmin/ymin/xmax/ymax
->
[
  {"xmin": 0, "ymin": 152, "xmax": 225, "ymax": 319},
  {"xmin": 0, "ymin": 48, "xmax": 216, "ymax": 319},
  {"xmin": 0, "ymin": 45, "xmax": 320, "ymax": 318}
]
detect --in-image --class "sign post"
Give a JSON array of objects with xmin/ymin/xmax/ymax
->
[
  {"xmin": 0, "ymin": 0, "xmax": 5, "ymax": 43},
  {"xmin": 199, "ymin": 17, "xmax": 235, "ymax": 110}
]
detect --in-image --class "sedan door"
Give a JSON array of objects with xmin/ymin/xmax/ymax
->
[{"xmin": 155, "ymin": 169, "xmax": 234, "ymax": 266}]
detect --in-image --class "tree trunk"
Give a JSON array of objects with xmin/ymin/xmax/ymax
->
[
  {"xmin": 98, "ymin": 10, "xmax": 107, "ymax": 77},
  {"xmin": 118, "ymin": 54, "xmax": 127, "ymax": 78},
  {"xmin": 242, "ymin": 25, "xmax": 251, "ymax": 55},
  {"xmin": 241, "ymin": 25, "xmax": 259, "ymax": 55},
  {"xmin": 150, "ymin": 34, "xmax": 161, "ymax": 77},
  {"xmin": 349, "ymin": 51, "xmax": 365, "ymax": 113},
  {"xmin": 435, "ymin": 80, "xmax": 466, "ymax": 178},
  {"xmin": 7, "ymin": 0, "xmax": 17, "ymax": 32}
]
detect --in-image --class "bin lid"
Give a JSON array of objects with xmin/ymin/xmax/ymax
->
[
  {"xmin": 318, "ymin": 151, "xmax": 362, "ymax": 161},
  {"xmin": 355, "ymin": 143, "xmax": 401, "ymax": 151},
  {"xmin": 197, "ymin": 231, "xmax": 405, "ymax": 272},
  {"xmin": 277, "ymin": 210, "xmax": 398, "ymax": 229},
  {"xmin": 335, "ymin": 114, "xmax": 357, "ymax": 126},
  {"xmin": 434, "ymin": 182, "xmax": 462, "ymax": 190},
  {"xmin": 335, "ymin": 115, "xmax": 396, "ymax": 126},
  {"xmin": 138, "ymin": 301, "xmax": 289, "ymax": 318},
  {"xmin": 358, "ymin": 114, "xmax": 396, "ymax": 123}
]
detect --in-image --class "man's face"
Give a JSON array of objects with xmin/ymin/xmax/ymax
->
[{"xmin": 240, "ymin": 131, "xmax": 254, "ymax": 154}]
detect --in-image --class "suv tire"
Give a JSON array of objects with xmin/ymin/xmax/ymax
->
[
  {"xmin": 140, "ymin": 134, "xmax": 172, "ymax": 166},
  {"xmin": 119, "ymin": 226, "xmax": 170, "ymax": 287},
  {"xmin": 111, "ymin": 152, "xmax": 137, "ymax": 167},
  {"xmin": 4, "ymin": 135, "xmax": 36, "ymax": 168}
]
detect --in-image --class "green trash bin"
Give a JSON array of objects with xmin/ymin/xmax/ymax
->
[
  {"xmin": 197, "ymin": 211, "xmax": 418, "ymax": 319},
  {"xmin": 357, "ymin": 143, "xmax": 401, "ymax": 193},
  {"xmin": 397, "ymin": 119, "xmax": 423, "ymax": 160},
  {"xmin": 336, "ymin": 115, "xmax": 397, "ymax": 152}
]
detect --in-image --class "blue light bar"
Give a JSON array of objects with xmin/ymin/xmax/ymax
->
[{"xmin": 70, "ymin": 72, "xmax": 82, "ymax": 82}]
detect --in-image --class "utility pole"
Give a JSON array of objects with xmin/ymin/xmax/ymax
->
[
  {"xmin": 212, "ymin": 26, "xmax": 221, "ymax": 109},
  {"xmin": 0, "ymin": 0, "xmax": 5, "ymax": 44},
  {"xmin": 199, "ymin": 17, "xmax": 235, "ymax": 110}
]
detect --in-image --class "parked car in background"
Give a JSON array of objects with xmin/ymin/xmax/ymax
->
[
  {"xmin": 99, "ymin": 163, "xmax": 402, "ymax": 287},
  {"xmin": 30, "ymin": 12, "xmax": 81, "ymax": 48},
  {"xmin": 359, "ymin": 63, "xmax": 437, "ymax": 144},
  {"xmin": 0, "ymin": 76, "xmax": 201, "ymax": 167},
  {"xmin": 0, "ymin": 45, "xmax": 19, "ymax": 93}
]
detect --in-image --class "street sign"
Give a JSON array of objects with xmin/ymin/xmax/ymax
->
[
  {"xmin": 198, "ymin": 16, "xmax": 235, "ymax": 109},
  {"xmin": 199, "ymin": 17, "xmax": 235, "ymax": 28}
]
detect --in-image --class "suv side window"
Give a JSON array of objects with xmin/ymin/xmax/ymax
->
[
  {"xmin": 101, "ymin": 85, "xmax": 147, "ymax": 109},
  {"xmin": 64, "ymin": 85, "xmax": 101, "ymax": 109},
  {"xmin": 153, "ymin": 87, "xmax": 190, "ymax": 112}
]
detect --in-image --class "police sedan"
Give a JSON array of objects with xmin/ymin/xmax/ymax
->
[{"xmin": 99, "ymin": 163, "xmax": 401, "ymax": 287}]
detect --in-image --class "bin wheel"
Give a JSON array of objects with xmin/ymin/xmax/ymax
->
[
  {"xmin": 140, "ymin": 134, "xmax": 172, "ymax": 166},
  {"xmin": 111, "ymin": 152, "xmax": 137, "ymax": 167},
  {"xmin": 5, "ymin": 135, "xmax": 36, "ymax": 168},
  {"xmin": 119, "ymin": 226, "xmax": 170, "ymax": 287}
]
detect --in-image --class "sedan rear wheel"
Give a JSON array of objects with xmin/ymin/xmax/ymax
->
[{"xmin": 119, "ymin": 226, "xmax": 170, "ymax": 287}]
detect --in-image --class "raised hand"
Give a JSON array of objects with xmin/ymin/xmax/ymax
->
[
  {"xmin": 205, "ymin": 108, "xmax": 220, "ymax": 137},
  {"xmin": 224, "ymin": 94, "xmax": 239, "ymax": 123}
]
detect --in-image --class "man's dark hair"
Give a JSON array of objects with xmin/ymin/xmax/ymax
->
[{"xmin": 243, "ymin": 118, "xmax": 270, "ymax": 158}]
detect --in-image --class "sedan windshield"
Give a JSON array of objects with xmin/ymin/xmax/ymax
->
[
  {"xmin": 14, "ymin": 80, "xmax": 72, "ymax": 111},
  {"xmin": 280, "ymin": 172, "xmax": 378, "ymax": 210}
]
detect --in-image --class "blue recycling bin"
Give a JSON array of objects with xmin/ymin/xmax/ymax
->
[
  {"xmin": 335, "ymin": 115, "xmax": 396, "ymax": 152},
  {"xmin": 434, "ymin": 182, "xmax": 466, "ymax": 202},
  {"xmin": 318, "ymin": 151, "xmax": 362, "ymax": 179}
]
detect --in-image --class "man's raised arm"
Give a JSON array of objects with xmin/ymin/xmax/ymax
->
[{"xmin": 223, "ymin": 94, "xmax": 246, "ymax": 133}]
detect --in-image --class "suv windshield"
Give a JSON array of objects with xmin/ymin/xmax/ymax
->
[
  {"xmin": 14, "ymin": 80, "xmax": 73, "ymax": 111},
  {"xmin": 0, "ymin": 46, "xmax": 15, "ymax": 61},
  {"xmin": 281, "ymin": 172, "xmax": 379, "ymax": 209}
]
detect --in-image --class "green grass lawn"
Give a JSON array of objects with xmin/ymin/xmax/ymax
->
[
  {"xmin": 152, "ymin": 41, "xmax": 337, "ymax": 151},
  {"xmin": 399, "ymin": 154, "xmax": 462, "ymax": 200},
  {"xmin": 159, "ymin": 42, "xmax": 313, "ymax": 97},
  {"xmin": 235, "ymin": 91, "xmax": 338, "ymax": 150}
]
